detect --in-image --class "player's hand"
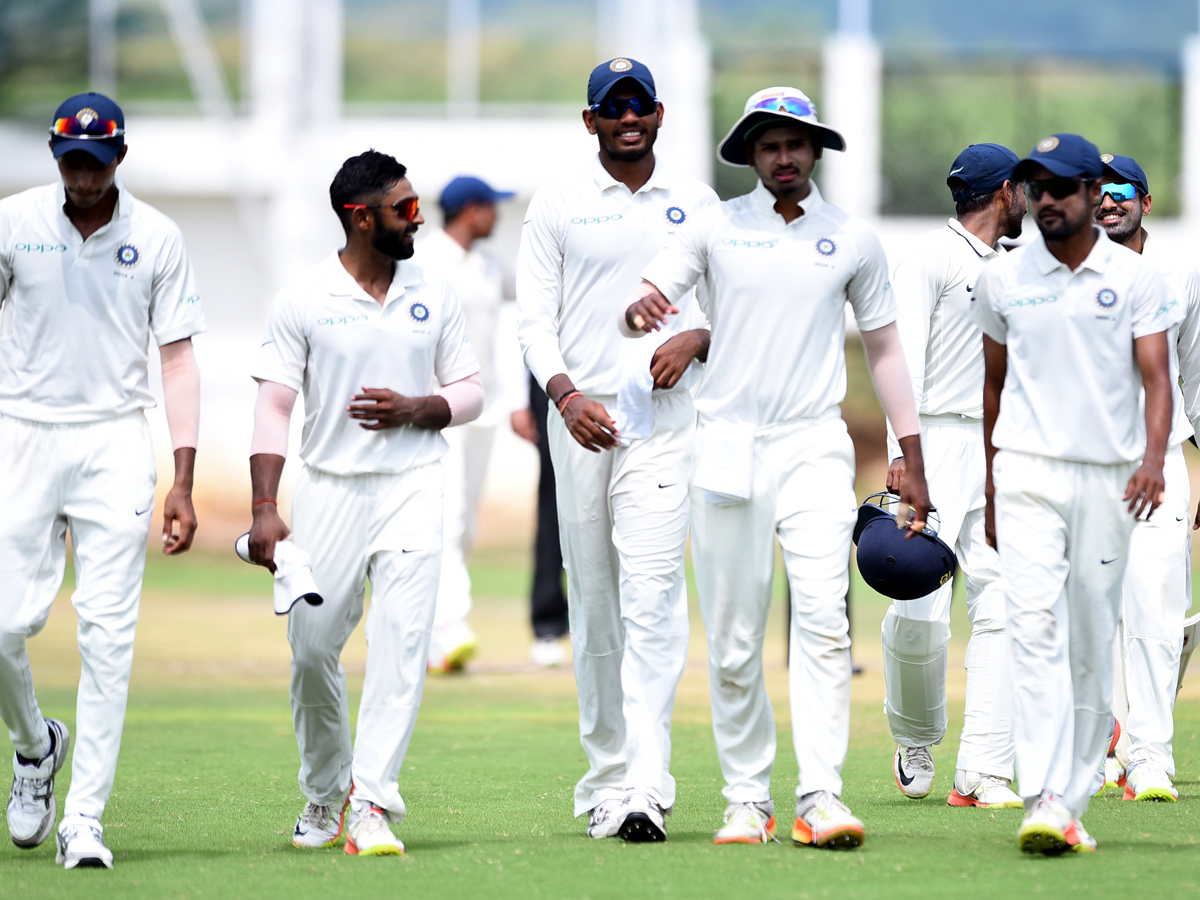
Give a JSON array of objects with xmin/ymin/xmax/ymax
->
[
  {"xmin": 1124, "ymin": 462, "xmax": 1166, "ymax": 519},
  {"xmin": 347, "ymin": 388, "xmax": 417, "ymax": 430},
  {"xmin": 511, "ymin": 407, "xmax": 538, "ymax": 444},
  {"xmin": 248, "ymin": 503, "xmax": 290, "ymax": 574},
  {"xmin": 885, "ymin": 456, "xmax": 906, "ymax": 494},
  {"xmin": 562, "ymin": 396, "xmax": 619, "ymax": 452},
  {"xmin": 625, "ymin": 286, "xmax": 677, "ymax": 333},
  {"xmin": 1194, "ymin": 498, "xmax": 1200, "ymax": 531},
  {"xmin": 984, "ymin": 491, "xmax": 997, "ymax": 550},
  {"xmin": 650, "ymin": 330, "xmax": 708, "ymax": 390},
  {"xmin": 161, "ymin": 485, "xmax": 197, "ymax": 555},
  {"xmin": 895, "ymin": 435, "xmax": 931, "ymax": 539}
]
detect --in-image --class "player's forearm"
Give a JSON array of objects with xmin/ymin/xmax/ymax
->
[
  {"xmin": 250, "ymin": 453, "xmax": 285, "ymax": 506},
  {"xmin": 407, "ymin": 394, "xmax": 454, "ymax": 430},
  {"xmin": 1136, "ymin": 331, "xmax": 1172, "ymax": 467},
  {"xmin": 861, "ymin": 322, "xmax": 920, "ymax": 439},
  {"xmin": 160, "ymin": 337, "xmax": 200, "ymax": 451},
  {"xmin": 172, "ymin": 447, "xmax": 195, "ymax": 492},
  {"xmin": 981, "ymin": 336, "xmax": 1007, "ymax": 493},
  {"xmin": 438, "ymin": 373, "xmax": 485, "ymax": 427}
]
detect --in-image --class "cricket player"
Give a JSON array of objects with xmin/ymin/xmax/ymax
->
[
  {"xmin": 882, "ymin": 144, "xmax": 1026, "ymax": 809},
  {"xmin": 516, "ymin": 57, "xmax": 718, "ymax": 842},
  {"xmin": 246, "ymin": 150, "xmax": 483, "ymax": 856},
  {"xmin": 0, "ymin": 92, "xmax": 204, "ymax": 869},
  {"xmin": 418, "ymin": 175, "xmax": 515, "ymax": 673},
  {"xmin": 976, "ymin": 134, "xmax": 1179, "ymax": 854},
  {"xmin": 1093, "ymin": 153, "xmax": 1200, "ymax": 802},
  {"xmin": 628, "ymin": 86, "xmax": 931, "ymax": 848}
]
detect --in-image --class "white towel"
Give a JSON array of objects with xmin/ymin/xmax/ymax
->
[
  {"xmin": 235, "ymin": 533, "xmax": 324, "ymax": 615},
  {"xmin": 615, "ymin": 330, "xmax": 673, "ymax": 446},
  {"xmin": 692, "ymin": 421, "xmax": 756, "ymax": 505}
]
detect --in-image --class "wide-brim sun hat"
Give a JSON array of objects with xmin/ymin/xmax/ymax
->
[{"xmin": 717, "ymin": 86, "xmax": 846, "ymax": 168}]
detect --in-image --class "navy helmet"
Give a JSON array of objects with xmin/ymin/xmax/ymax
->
[{"xmin": 852, "ymin": 493, "xmax": 957, "ymax": 601}]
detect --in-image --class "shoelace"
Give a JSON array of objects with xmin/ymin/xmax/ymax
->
[
  {"xmin": 904, "ymin": 746, "xmax": 935, "ymax": 772},
  {"xmin": 803, "ymin": 790, "xmax": 849, "ymax": 821},
  {"xmin": 975, "ymin": 775, "xmax": 1010, "ymax": 796},
  {"xmin": 11, "ymin": 776, "xmax": 51, "ymax": 814},
  {"xmin": 299, "ymin": 803, "xmax": 333, "ymax": 830},
  {"xmin": 60, "ymin": 821, "xmax": 103, "ymax": 846},
  {"xmin": 591, "ymin": 800, "xmax": 619, "ymax": 824},
  {"xmin": 725, "ymin": 802, "xmax": 779, "ymax": 843},
  {"xmin": 355, "ymin": 806, "xmax": 389, "ymax": 832}
]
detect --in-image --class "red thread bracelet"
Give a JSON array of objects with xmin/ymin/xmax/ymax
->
[
  {"xmin": 556, "ymin": 390, "xmax": 582, "ymax": 414},
  {"xmin": 253, "ymin": 498, "xmax": 278, "ymax": 508}
]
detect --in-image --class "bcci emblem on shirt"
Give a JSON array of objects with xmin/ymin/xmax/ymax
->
[
  {"xmin": 1096, "ymin": 288, "xmax": 1118, "ymax": 309},
  {"xmin": 409, "ymin": 301, "xmax": 430, "ymax": 322},
  {"xmin": 115, "ymin": 244, "xmax": 140, "ymax": 268}
]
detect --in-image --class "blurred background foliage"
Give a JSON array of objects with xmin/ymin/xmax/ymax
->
[{"xmin": 0, "ymin": 0, "xmax": 1189, "ymax": 214}]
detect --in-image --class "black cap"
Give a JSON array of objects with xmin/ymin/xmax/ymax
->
[
  {"xmin": 1013, "ymin": 133, "xmax": 1104, "ymax": 182},
  {"xmin": 946, "ymin": 143, "xmax": 1020, "ymax": 201},
  {"xmin": 49, "ymin": 92, "xmax": 125, "ymax": 166},
  {"xmin": 587, "ymin": 58, "xmax": 655, "ymax": 106},
  {"xmin": 1100, "ymin": 153, "xmax": 1149, "ymax": 195}
]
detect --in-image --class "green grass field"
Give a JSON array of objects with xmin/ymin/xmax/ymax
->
[{"xmin": 0, "ymin": 548, "xmax": 1197, "ymax": 899}]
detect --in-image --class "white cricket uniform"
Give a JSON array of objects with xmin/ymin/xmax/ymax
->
[
  {"xmin": 416, "ymin": 228, "xmax": 506, "ymax": 640},
  {"xmin": 1112, "ymin": 237, "xmax": 1200, "ymax": 776},
  {"xmin": 880, "ymin": 219, "xmax": 1012, "ymax": 779},
  {"xmin": 253, "ymin": 252, "xmax": 478, "ymax": 822},
  {"xmin": 517, "ymin": 154, "xmax": 717, "ymax": 816},
  {"xmin": 0, "ymin": 180, "xmax": 205, "ymax": 819},
  {"xmin": 973, "ymin": 228, "xmax": 1180, "ymax": 819},
  {"xmin": 641, "ymin": 180, "xmax": 895, "ymax": 803}
]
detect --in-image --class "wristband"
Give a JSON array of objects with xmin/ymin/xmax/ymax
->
[
  {"xmin": 252, "ymin": 498, "xmax": 278, "ymax": 508},
  {"xmin": 551, "ymin": 386, "xmax": 574, "ymax": 408},
  {"xmin": 556, "ymin": 391, "xmax": 583, "ymax": 414}
]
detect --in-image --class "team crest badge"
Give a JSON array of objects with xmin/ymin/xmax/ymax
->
[
  {"xmin": 1036, "ymin": 136, "xmax": 1060, "ymax": 153},
  {"xmin": 816, "ymin": 238, "xmax": 837, "ymax": 257},
  {"xmin": 609, "ymin": 58, "xmax": 633, "ymax": 73},
  {"xmin": 76, "ymin": 108, "xmax": 99, "ymax": 129},
  {"xmin": 115, "ymin": 244, "xmax": 140, "ymax": 268},
  {"xmin": 1100, "ymin": 153, "xmax": 1114, "ymax": 164},
  {"xmin": 665, "ymin": 206, "xmax": 686, "ymax": 226},
  {"xmin": 1096, "ymin": 288, "xmax": 1118, "ymax": 309},
  {"xmin": 409, "ymin": 301, "xmax": 430, "ymax": 322}
]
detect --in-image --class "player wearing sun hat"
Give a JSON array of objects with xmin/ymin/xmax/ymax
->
[
  {"xmin": 1091, "ymin": 153, "xmax": 1200, "ymax": 803},
  {"xmin": 516, "ymin": 57, "xmax": 718, "ymax": 842},
  {"xmin": 880, "ymin": 143, "xmax": 1026, "ymax": 810},
  {"xmin": 975, "ymin": 134, "xmax": 1180, "ymax": 854},
  {"xmin": 0, "ymin": 92, "xmax": 205, "ymax": 869},
  {"xmin": 626, "ymin": 85, "xmax": 931, "ymax": 848}
]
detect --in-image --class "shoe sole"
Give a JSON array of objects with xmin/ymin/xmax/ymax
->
[
  {"xmin": 292, "ymin": 796, "xmax": 351, "ymax": 849},
  {"xmin": 792, "ymin": 819, "xmax": 865, "ymax": 850},
  {"xmin": 437, "ymin": 640, "xmax": 479, "ymax": 674},
  {"xmin": 714, "ymin": 816, "xmax": 776, "ymax": 845},
  {"xmin": 618, "ymin": 813, "xmax": 665, "ymax": 843},
  {"xmin": 344, "ymin": 837, "xmax": 403, "ymax": 856},
  {"xmin": 67, "ymin": 855, "xmax": 113, "ymax": 869},
  {"xmin": 1123, "ymin": 786, "xmax": 1177, "ymax": 802},
  {"xmin": 947, "ymin": 789, "xmax": 1023, "ymax": 809},
  {"xmin": 1018, "ymin": 824, "xmax": 1068, "ymax": 855},
  {"xmin": 10, "ymin": 720, "xmax": 71, "ymax": 850}
]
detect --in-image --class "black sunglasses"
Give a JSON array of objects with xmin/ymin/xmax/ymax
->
[
  {"xmin": 590, "ymin": 95, "xmax": 657, "ymax": 119},
  {"xmin": 1023, "ymin": 178, "xmax": 1089, "ymax": 201}
]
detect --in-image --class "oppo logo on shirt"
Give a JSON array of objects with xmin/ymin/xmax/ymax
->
[
  {"xmin": 721, "ymin": 238, "xmax": 775, "ymax": 249},
  {"xmin": 1008, "ymin": 295, "xmax": 1057, "ymax": 308},
  {"xmin": 317, "ymin": 315, "xmax": 369, "ymax": 326},
  {"xmin": 15, "ymin": 242, "xmax": 67, "ymax": 253},
  {"xmin": 570, "ymin": 214, "xmax": 623, "ymax": 225}
]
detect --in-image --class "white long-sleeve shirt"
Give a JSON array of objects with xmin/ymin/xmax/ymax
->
[{"xmin": 516, "ymin": 153, "xmax": 718, "ymax": 396}]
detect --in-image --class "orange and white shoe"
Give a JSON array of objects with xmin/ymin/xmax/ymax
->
[
  {"xmin": 1017, "ymin": 792, "xmax": 1071, "ymax": 855},
  {"xmin": 947, "ymin": 771, "xmax": 1023, "ymax": 808},
  {"xmin": 292, "ymin": 797, "xmax": 349, "ymax": 848},
  {"xmin": 792, "ymin": 792, "xmax": 864, "ymax": 850},
  {"xmin": 713, "ymin": 801, "xmax": 777, "ymax": 844},
  {"xmin": 1123, "ymin": 760, "xmax": 1178, "ymax": 802},
  {"xmin": 1065, "ymin": 819, "xmax": 1097, "ymax": 853},
  {"xmin": 344, "ymin": 804, "xmax": 404, "ymax": 856},
  {"xmin": 1103, "ymin": 756, "xmax": 1126, "ymax": 793}
]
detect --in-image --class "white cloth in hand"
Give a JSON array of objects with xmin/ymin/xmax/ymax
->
[
  {"xmin": 693, "ymin": 421, "xmax": 755, "ymax": 505},
  {"xmin": 615, "ymin": 330, "xmax": 673, "ymax": 447},
  {"xmin": 235, "ymin": 533, "xmax": 324, "ymax": 615}
]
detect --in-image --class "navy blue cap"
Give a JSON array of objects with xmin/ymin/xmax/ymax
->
[
  {"xmin": 587, "ymin": 58, "xmax": 655, "ymax": 106},
  {"xmin": 946, "ymin": 143, "xmax": 1020, "ymax": 201},
  {"xmin": 853, "ymin": 494, "xmax": 957, "ymax": 602},
  {"xmin": 49, "ymin": 92, "xmax": 125, "ymax": 166},
  {"xmin": 439, "ymin": 176, "xmax": 515, "ymax": 214},
  {"xmin": 1013, "ymin": 133, "xmax": 1104, "ymax": 182},
  {"xmin": 1100, "ymin": 153, "xmax": 1149, "ymax": 195}
]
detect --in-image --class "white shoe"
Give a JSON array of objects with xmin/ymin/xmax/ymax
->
[
  {"xmin": 7, "ymin": 718, "xmax": 70, "ymax": 849},
  {"xmin": 530, "ymin": 636, "xmax": 565, "ymax": 667},
  {"xmin": 428, "ymin": 620, "xmax": 479, "ymax": 673},
  {"xmin": 344, "ymin": 803, "xmax": 404, "ymax": 856},
  {"xmin": 617, "ymin": 790, "xmax": 666, "ymax": 842},
  {"xmin": 792, "ymin": 791, "xmax": 865, "ymax": 849},
  {"xmin": 292, "ymin": 797, "xmax": 349, "ymax": 848},
  {"xmin": 1017, "ymin": 792, "xmax": 1072, "ymax": 854},
  {"xmin": 55, "ymin": 814, "xmax": 113, "ymax": 869},
  {"xmin": 586, "ymin": 799, "xmax": 621, "ymax": 839},
  {"xmin": 947, "ymin": 771, "xmax": 1023, "ymax": 808},
  {"xmin": 713, "ymin": 801, "xmax": 777, "ymax": 845},
  {"xmin": 1123, "ymin": 759, "xmax": 1178, "ymax": 802},
  {"xmin": 893, "ymin": 745, "xmax": 935, "ymax": 799},
  {"xmin": 1103, "ymin": 756, "xmax": 1125, "ymax": 793}
]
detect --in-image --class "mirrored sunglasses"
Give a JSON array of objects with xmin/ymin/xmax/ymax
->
[
  {"xmin": 1100, "ymin": 182, "xmax": 1139, "ymax": 203},
  {"xmin": 750, "ymin": 95, "xmax": 816, "ymax": 118},
  {"xmin": 590, "ymin": 95, "xmax": 657, "ymax": 119},
  {"xmin": 1024, "ymin": 177, "xmax": 1087, "ymax": 201},
  {"xmin": 50, "ymin": 117, "xmax": 124, "ymax": 139},
  {"xmin": 343, "ymin": 197, "xmax": 420, "ymax": 219}
]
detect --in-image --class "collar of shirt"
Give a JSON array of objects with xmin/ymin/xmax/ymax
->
[
  {"xmin": 55, "ymin": 176, "xmax": 132, "ymax": 226},
  {"xmin": 946, "ymin": 217, "xmax": 999, "ymax": 259},
  {"xmin": 588, "ymin": 153, "xmax": 670, "ymax": 195},
  {"xmin": 749, "ymin": 178, "xmax": 825, "ymax": 224},
  {"xmin": 323, "ymin": 251, "xmax": 421, "ymax": 308},
  {"xmin": 1031, "ymin": 226, "xmax": 1114, "ymax": 276}
]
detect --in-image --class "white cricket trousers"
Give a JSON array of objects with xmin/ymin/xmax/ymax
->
[
  {"xmin": 994, "ymin": 449, "xmax": 1137, "ymax": 819},
  {"xmin": 0, "ymin": 412, "xmax": 156, "ymax": 820},
  {"xmin": 691, "ymin": 412, "xmax": 856, "ymax": 804},
  {"xmin": 287, "ymin": 461, "xmax": 443, "ymax": 824},
  {"xmin": 548, "ymin": 391, "xmax": 692, "ymax": 817},
  {"xmin": 432, "ymin": 422, "xmax": 495, "ymax": 630},
  {"xmin": 881, "ymin": 417, "xmax": 1013, "ymax": 778},
  {"xmin": 1111, "ymin": 443, "xmax": 1191, "ymax": 774}
]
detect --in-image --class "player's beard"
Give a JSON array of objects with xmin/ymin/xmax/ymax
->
[
  {"xmin": 371, "ymin": 218, "xmax": 417, "ymax": 260},
  {"xmin": 1003, "ymin": 194, "xmax": 1025, "ymax": 240},
  {"xmin": 1036, "ymin": 203, "xmax": 1091, "ymax": 242},
  {"xmin": 1098, "ymin": 204, "xmax": 1142, "ymax": 244}
]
